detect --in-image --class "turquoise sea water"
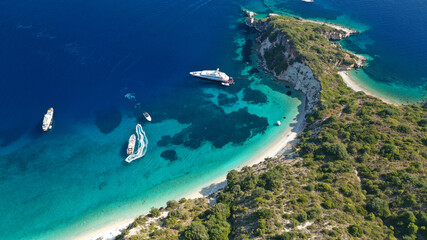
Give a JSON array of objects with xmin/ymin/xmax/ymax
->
[
  {"xmin": 0, "ymin": 0, "xmax": 426, "ymax": 239},
  {"xmin": 0, "ymin": 1, "xmax": 303, "ymax": 238}
]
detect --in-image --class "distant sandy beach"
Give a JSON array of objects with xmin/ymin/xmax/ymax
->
[
  {"xmin": 80, "ymin": 99, "xmax": 307, "ymax": 240},
  {"xmin": 339, "ymin": 71, "xmax": 400, "ymax": 106}
]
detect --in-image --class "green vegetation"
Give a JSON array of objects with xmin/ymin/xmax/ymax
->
[
  {"xmin": 116, "ymin": 14, "xmax": 426, "ymax": 240},
  {"xmin": 348, "ymin": 224, "xmax": 364, "ymax": 237},
  {"xmin": 185, "ymin": 222, "xmax": 209, "ymax": 240}
]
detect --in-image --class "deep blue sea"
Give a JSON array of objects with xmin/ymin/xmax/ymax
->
[{"xmin": 0, "ymin": 0, "xmax": 426, "ymax": 239}]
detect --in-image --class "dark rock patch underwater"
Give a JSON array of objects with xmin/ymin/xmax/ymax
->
[
  {"xmin": 243, "ymin": 88, "xmax": 268, "ymax": 104},
  {"xmin": 161, "ymin": 150, "xmax": 178, "ymax": 161},
  {"xmin": 218, "ymin": 93, "xmax": 238, "ymax": 106},
  {"xmin": 149, "ymin": 92, "xmax": 269, "ymax": 150},
  {"xmin": 95, "ymin": 107, "xmax": 122, "ymax": 134}
]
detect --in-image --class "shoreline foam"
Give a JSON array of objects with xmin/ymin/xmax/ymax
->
[
  {"xmin": 79, "ymin": 98, "xmax": 307, "ymax": 240},
  {"xmin": 338, "ymin": 71, "xmax": 400, "ymax": 106}
]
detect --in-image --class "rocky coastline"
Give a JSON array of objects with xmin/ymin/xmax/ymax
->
[{"xmin": 244, "ymin": 10, "xmax": 366, "ymax": 112}]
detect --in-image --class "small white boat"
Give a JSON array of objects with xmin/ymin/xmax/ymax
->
[
  {"xmin": 127, "ymin": 134, "xmax": 136, "ymax": 155},
  {"xmin": 42, "ymin": 107, "xmax": 54, "ymax": 132},
  {"xmin": 143, "ymin": 112, "xmax": 152, "ymax": 122},
  {"xmin": 221, "ymin": 82, "xmax": 230, "ymax": 87},
  {"xmin": 276, "ymin": 121, "xmax": 281, "ymax": 126}
]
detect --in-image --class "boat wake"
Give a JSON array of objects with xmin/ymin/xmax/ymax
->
[{"xmin": 125, "ymin": 124, "xmax": 148, "ymax": 163}]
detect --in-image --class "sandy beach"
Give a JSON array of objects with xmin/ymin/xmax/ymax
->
[
  {"xmin": 80, "ymin": 100, "xmax": 307, "ymax": 240},
  {"xmin": 300, "ymin": 18, "xmax": 359, "ymax": 36},
  {"xmin": 338, "ymin": 71, "xmax": 400, "ymax": 106}
]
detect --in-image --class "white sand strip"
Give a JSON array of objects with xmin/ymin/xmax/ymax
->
[{"xmin": 339, "ymin": 71, "xmax": 400, "ymax": 106}]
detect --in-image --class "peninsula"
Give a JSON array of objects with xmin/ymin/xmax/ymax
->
[{"xmin": 108, "ymin": 11, "xmax": 426, "ymax": 240}]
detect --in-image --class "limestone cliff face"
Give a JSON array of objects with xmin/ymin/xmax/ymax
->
[
  {"xmin": 259, "ymin": 34, "xmax": 321, "ymax": 112},
  {"xmin": 245, "ymin": 11, "xmax": 321, "ymax": 112}
]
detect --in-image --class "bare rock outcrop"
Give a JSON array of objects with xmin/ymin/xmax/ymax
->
[{"xmin": 245, "ymin": 12, "xmax": 321, "ymax": 112}]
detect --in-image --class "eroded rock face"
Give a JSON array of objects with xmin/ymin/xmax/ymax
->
[
  {"xmin": 278, "ymin": 62, "xmax": 321, "ymax": 111},
  {"xmin": 323, "ymin": 31, "xmax": 349, "ymax": 41},
  {"xmin": 246, "ymin": 15, "xmax": 321, "ymax": 112}
]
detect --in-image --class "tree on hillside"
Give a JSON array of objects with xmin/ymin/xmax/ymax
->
[
  {"xmin": 184, "ymin": 222, "xmax": 209, "ymax": 240},
  {"xmin": 367, "ymin": 197, "xmax": 390, "ymax": 218}
]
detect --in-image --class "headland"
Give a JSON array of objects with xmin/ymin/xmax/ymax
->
[{"xmin": 88, "ymin": 10, "xmax": 426, "ymax": 240}]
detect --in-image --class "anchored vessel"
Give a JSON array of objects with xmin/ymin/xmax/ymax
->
[
  {"xmin": 125, "ymin": 124, "xmax": 148, "ymax": 163},
  {"xmin": 127, "ymin": 134, "xmax": 136, "ymax": 155},
  {"xmin": 143, "ymin": 112, "xmax": 152, "ymax": 122},
  {"xmin": 42, "ymin": 108, "xmax": 54, "ymax": 132},
  {"xmin": 190, "ymin": 68, "xmax": 234, "ymax": 86}
]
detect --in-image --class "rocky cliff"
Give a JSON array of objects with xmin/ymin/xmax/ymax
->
[
  {"xmin": 244, "ymin": 10, "xmax": 364, "ymax": 112},
  {"xmin": 245, "ymin": 11, "xmax": 321, "ymax": 112}
]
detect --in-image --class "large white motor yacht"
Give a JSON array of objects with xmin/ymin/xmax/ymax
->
[{"xmin": 190, "ymin": 68, "xmax": 234, "ymax": 86}]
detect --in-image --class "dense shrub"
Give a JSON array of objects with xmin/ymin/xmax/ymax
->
[
  {"xmin": 150, "ymin": 207, "xmax": 161, "ymax": 217},
  {"xmin": 204, "ymin": 217, "xmax": 230, "ymax": 240},
  {"xmin": 297, "ymin": 212, "xmax": 308, "ymax": 223},
  {"xmin": 241, "ymin": 173, "xmax": 258, "ymax": 191},
  {"xmin": 167, "ymin": 200, "xmax": 179, "ymax": 210},
  {"xmin": 417, "ymin": 211, "xmax": 427, "ymax": 227},
  {"xmin": 300, "ymin": 142, "xmax": 318, "ymax": 155},
  {"xmin": 261, "ymin": 169, "xmax": 283, "ymax": 191},
  {"xmin": 404, "ymin": 194, "xmax": 417, "ymax": 207},
  {"xmin": 366, "ymin": 198, "xmax": 390, "ymax": 218},
  {"xmin": 226, "ymin": 170, "xmax": 239, "ymax": 185},
  {"xmin": 210, "ymin": 203, "xmax": 230, "ymax": 220},
  {"xmin": 380, "ymin": 144, "xmax": 399, "ymax": 160},
  {"xmin": 348, "ymin": 224, "xmax": 363, "ymax": 237},
  {"xmin": 344, "ymin": 104, "xmax": 357, "ymax": 114},
  {"xmin": 274, "ymin": 232, "xmax": 296, "ymax": 240},
  {"xmin": 378, "ymin": 108, "xmax": 399, "ymax": 118},
  {"xmin": 322, "ymin": 199, "xmax": 335, "ymax": 209},
  {"xmin": 307, "ymin": 207, "xmax": 322, "ymax": 220},
  {"xmin": 323, "ymin": 143, "xmax": 349, "ymax": 160},
  {"xmin": 184, "ymin": 222, "xmax": 209, "ymax": 240},
  {"xmin": 304, "ymin": 184, "xmax": 315, "ymax": 191},
  {"xmin": 169, "ymin": 209, "xmax": 187, "ymax": 220},
  {"xmin": 255, "ymin": 208, "xmax": 274, "ymax": 220},
  {"xmin": 316, "ymin": 183, "xmax": 333, "ymax": 192},
  {"xmin": 396, "ymin": 124, "xmax": 412, "ymax": 133},
  {"xmin": 418, "ymin": 118, "xmax": 427, "ymax": 127}
]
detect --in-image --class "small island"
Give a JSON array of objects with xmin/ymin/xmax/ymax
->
[{"xmin": 110, "ymin": 11, "xmax": 426, "ymax": 240}]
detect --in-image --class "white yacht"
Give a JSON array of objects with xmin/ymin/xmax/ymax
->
[
  {"xmin": 190, "ymin": 68, "xmax": 234, "ymax": 86},
  {"xmin": 42, "ymin": 107, "xmax": 54, "ymax": 132},
  {"xmin": 127, "ymin": 134, "xmax": 136, "ymax": 155}
]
